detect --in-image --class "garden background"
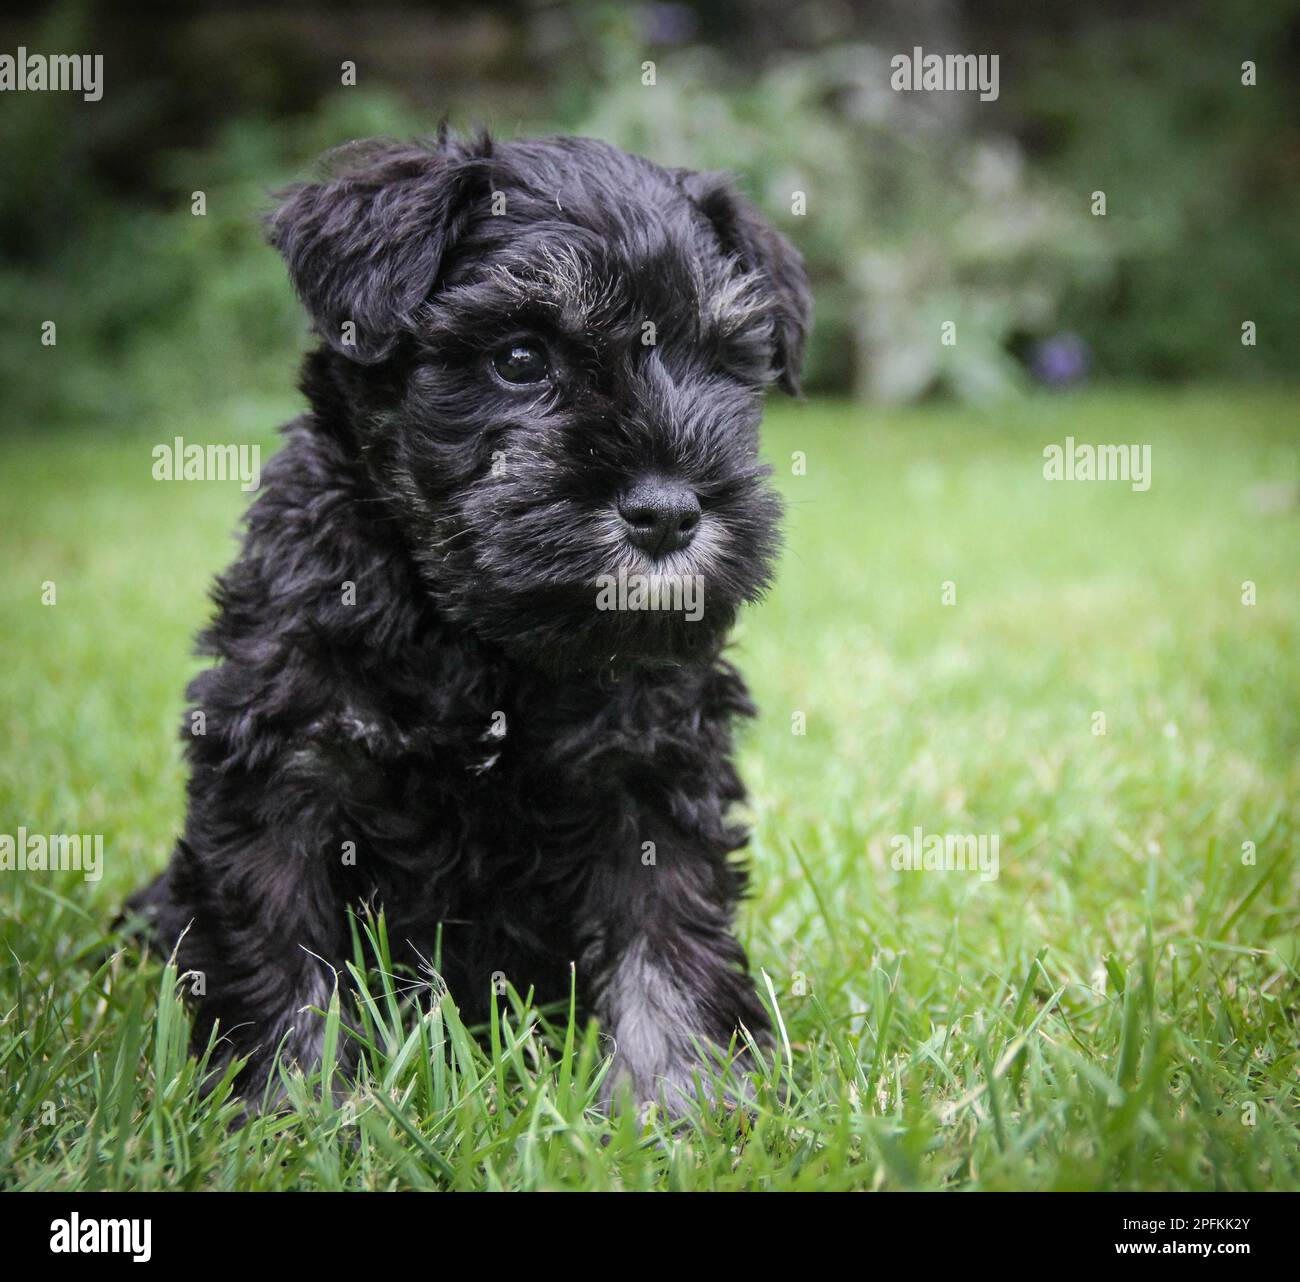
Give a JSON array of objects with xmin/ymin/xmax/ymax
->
[{"xmin": 1, "ymin": 0, "xmax": 1296, "ymax": 1190}]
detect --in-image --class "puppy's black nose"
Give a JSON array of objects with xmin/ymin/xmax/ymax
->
[{"xmin": 618, "ymin": 476, "xmax": 701, "ymax": 557}]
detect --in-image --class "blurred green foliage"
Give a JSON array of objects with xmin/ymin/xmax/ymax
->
[
  {"xmin": 0, "ymin": 63, "xmax": 435, "ymax": 423},
  {"xmin": 572, "ymin": 27, "xmax": 1112, "ymax": 401},
  {"xmin": 1015, "ymin": 8, "xmax": 1300, "ymax": 382},
  {"xmin": 1, "ymin": 0, "xmax": 1296, "ymax": 427}
]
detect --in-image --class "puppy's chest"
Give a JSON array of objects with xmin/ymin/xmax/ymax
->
[{"xmin": 308, "ymin": 697, "xmax": 627, "ymax": 857}]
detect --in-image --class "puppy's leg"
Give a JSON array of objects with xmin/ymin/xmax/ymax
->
[
  {"xmin": 160, "ymin": 826, "xmax": 350, "ymax": 1101},
  {"xmin": 581, "ymin": 827, "xmax": 769, "ymax": 1116}
]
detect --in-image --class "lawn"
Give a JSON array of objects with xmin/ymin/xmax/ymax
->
[{"xmin": 1, "ymin": 387, "xmax": 1296, "ymax": 1191}]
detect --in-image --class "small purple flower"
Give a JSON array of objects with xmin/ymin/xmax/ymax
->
[
  {"xmin": 641, "ymin": 3, "xmax": 698, "ymax": 45},
  {"xmin": 1030, "ymin": 333, "xmax": 1092, "ymax": 387}
]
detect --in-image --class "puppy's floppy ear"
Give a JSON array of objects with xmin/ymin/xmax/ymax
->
[
  {"xmin": 678, "ymin": 171, "xmax": 813, "ymax": 395},
  {"xmin": 267, "ymin": 137, "xmax": 481, "ymax": 363}
]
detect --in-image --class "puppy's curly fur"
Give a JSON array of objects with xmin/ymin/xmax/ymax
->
[{"xmin": 125, "ymin": 130, "xmax": 811, "ymax": 1111}]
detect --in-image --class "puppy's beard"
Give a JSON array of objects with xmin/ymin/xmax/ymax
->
[
  {"xmin": 446, "ymin": 568, "xmax": 739, "ymax": 673},
  {"xmin": 422, "ymin": 530, "xmax": 756, "ymax": 674}
]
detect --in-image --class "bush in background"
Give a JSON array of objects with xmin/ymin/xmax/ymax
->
[{"xmin": 1, "ymin": 0, "xmax": 1296, "ymax": 428}]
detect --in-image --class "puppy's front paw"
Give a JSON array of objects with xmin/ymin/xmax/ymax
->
[{"xmin": 600, "ymin": 1047, "xmax": 757, "ymax": 1123}]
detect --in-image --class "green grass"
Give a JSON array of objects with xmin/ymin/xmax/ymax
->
[{"xmin": 1, "ymin": 387, "xmax": 1297, "ymax": 1190}]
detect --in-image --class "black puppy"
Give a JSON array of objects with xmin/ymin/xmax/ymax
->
[{"xmin": 126, "ymin": 130, "xmax": 811, "ymax": 1112}]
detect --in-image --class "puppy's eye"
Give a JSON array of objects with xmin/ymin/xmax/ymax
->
[{"xmin": 492, "ymin": 341, "xmax": 550, "ymax": 386}]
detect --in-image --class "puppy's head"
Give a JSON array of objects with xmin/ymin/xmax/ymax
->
[{"xmin": 269, "ymin": 131, "xmax": 811, "ymax": 670}]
